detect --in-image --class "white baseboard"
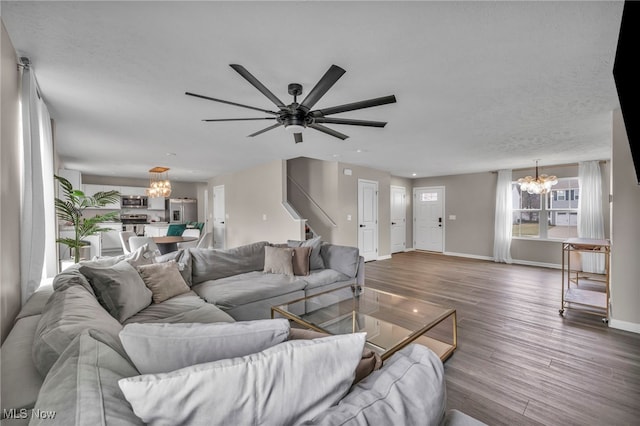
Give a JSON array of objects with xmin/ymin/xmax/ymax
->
[
  {"xmin": 443, "ymin": 252, "xmax": 494, "ymax": 262},
  {"xmin": 377, "ymin": 254, "xmax": 392, "ymax": 261},
  {"xmin": 511, "ymin": 259, "xmax": 562, "ymax": 270},
  {"xmin": 441, "ymin": 252, "xmax": 561, "ymax": 270},
  {"xmin": 403, "ymin": 248, "xmax": 415, "ymax": 252},
  {"xmin": 609, "ymin": 318, "xmax": 640, "ymax": 334}
]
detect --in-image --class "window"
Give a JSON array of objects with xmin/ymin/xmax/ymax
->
[
  {"xmin": 420, "ymin": 192, "xmax": 438, "ymax": 202},
  {"xmin": 512, "ymin": 177, "xmax": 579, "ymax": 239}
]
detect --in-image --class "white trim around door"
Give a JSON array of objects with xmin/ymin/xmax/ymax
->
[
  {"xmin": 358, "ymin": 179, "xmax": 379, "ymax": 262},
  {"xmin": 390, "ymin": 185, "xmax": 406, "ymax": 254}
]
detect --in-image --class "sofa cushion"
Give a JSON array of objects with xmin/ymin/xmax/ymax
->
[
  {"xmin": 33, "ymin": 285, "xmax": 123, "ymax": 377},
  {"xmin": 264, "ymin": 246, "xmax": 294, "ymax": 276},
  {"xmin": 0, "ymin": 315, "xmax": 45, "ymax": 416},
  {"xmin": 15, "ymin": 285, "xmax": 53, "ymax": 320},
  {"xmin": 301, "ymin": 344, "xmax": 446, "ymax": 426},
  {"xmin": 303, "ymin": 268, "xmax": 351, "ymax": 290},
  {"xmin": 119, "ymin": 333, "xmax": 366, "ymax": 426},
  {"xmin": 119, "ymin": 319, "xmax": 290, "ymax": 374},
  {"xmin": 190, "ymin": 241, "xmax": 270, "ymax": 284},
  {"xmin": 320, "ymin": 244, "xmax": 360, "ymax": 278},
  {"xmin": 288, "ymin": 236, "xmax": 325, "ymax": 270},
  {"xmin": 30, "ymin": 330, "xmax": 143, "ymax": 426},
  {"xmin": 192, "ymin": 271, "xmax": 307, "ymax": 310},
  {"xmin": 292, "ymin": 246, "xmax": 312, "ymax": 276},
  {"xmin": 154, "ymin": 248, "xmax": 192, "ymax": 286},
  {"xmin": 52, "ymin": 265, "xmax": 96, "ymax": 295},
  {"xmin": 137, "ymin": 260, "xmax": 190, "ymax": 303},
  {"xmin": 79, "ymin": 261, "xmax": 153, "ymax": 322},
  {"xmin": 123, "ymin": 290, "xmax": 234, "ymax": 325}
]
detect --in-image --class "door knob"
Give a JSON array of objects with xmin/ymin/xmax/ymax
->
[
  {"xmin": 391, "ymin": 222, "xmax": 396, "ymax": 225},
  {"xmin": 359, "ymin": 224, "xmax": 365, "ymax": 228}
]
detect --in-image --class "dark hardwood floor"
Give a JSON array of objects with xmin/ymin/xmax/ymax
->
[{"xmin": 364, "ymin": 251, "xmax": 640, "ymax": 426}]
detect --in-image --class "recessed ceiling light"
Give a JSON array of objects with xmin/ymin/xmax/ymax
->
[
  {"xmin": 356, "ymin": 149, "xmax": 362, "ymax": 153},
  {"xmin": 412, "ymin": 173, "xmax": 417, "ymax": 177},
  {"xmin": 332, "ymin": 154, "xmax": 340, "ymax": 158},
  {"xmin": 166, "ymin": 152, "xmax": 177, "ymax": 156}
]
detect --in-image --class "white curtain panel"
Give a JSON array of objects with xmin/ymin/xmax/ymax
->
[
  {"xmin": 578, "ymin": 161, "xmax": 605, "ymax": 273},
  {"xmin": 493, "ymin": 169, "xmax": 513, "ymax": 264},
  {"xmin": 19, "ymin": 67, "xmax": 55, "ymax": 304}
]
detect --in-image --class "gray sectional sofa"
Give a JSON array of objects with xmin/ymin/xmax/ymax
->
[{"xmin": 0, "ymin": 240, "xmax": 484, "ymax": 426}]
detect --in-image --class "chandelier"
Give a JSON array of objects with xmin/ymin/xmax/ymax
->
[
  {"xmin": 517, "ymin": 160, "xmax": 557, "ymax": 195},
  {"xmin": 146, "ymin": 167, "xmax": 172, "ymax": 198}
]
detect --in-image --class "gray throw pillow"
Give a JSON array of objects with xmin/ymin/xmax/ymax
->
[
  {"xmin": 288, "ymin": 236, "xmax": 325, "ymax": 270},
  {"xmin": 119, "ymin": 319, "xmax": 290, "ymax": 374},
  {"xmin": 79, "ymin": 261, "xmax": 153, "ymax": 322},
  {"xmin": 136, "ymin": 261, "xmax": 190, "ymax": 303},
  {"xmin": 264, "ymin": 246, "xmax": 294, "ymax": 276}
]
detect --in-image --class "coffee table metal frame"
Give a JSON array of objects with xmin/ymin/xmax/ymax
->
[{"xmin": 272, "ymin": 284, "xmax": 457, "ymax": 361}]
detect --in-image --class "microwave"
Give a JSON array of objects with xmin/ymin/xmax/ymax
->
[{"xmin": 121, "ymin": 196, "xmax": 148, "ymax": 209}]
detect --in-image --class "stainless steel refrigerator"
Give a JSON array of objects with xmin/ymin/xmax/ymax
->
[{"xmin": 167, "ymin": 198, "xmax": 198, "ymax": 223}]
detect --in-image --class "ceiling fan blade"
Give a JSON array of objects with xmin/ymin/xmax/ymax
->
[
  {"xmin": 308, "ymin": 123, "xmax": 349, "ymax": 140},
  {"xmin": 312, "ymin": 95, "xmax": 397, "ymax": 117},
  {"xmin": 202, "ymin": 117, "xmax": 275, "ymax": 122},
  {"xmin": 294, "ymin": 133, "xmax": 303, "ymax": 144},
  {"xmin": 248, "ymin": 123, "xmax": 283, "ymax": 137},
  {"xmin": 299, "ymin": 65, "xmax": 346, "ymax": 111},
  {"xmin": 230, "ymin": 64, "xmax": 286, "ymax": 108},
  {"xmin": 186, "ymin": 92, "xmax": 278, "ymax": 115},
  {"xmin": 313, "ymin": 117, "xmax": 387, "ymax": 128}
]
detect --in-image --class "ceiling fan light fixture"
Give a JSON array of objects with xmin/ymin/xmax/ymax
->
[{"xmin": 285, "ymin": 124, "xmax": 305, "ymax": 134}]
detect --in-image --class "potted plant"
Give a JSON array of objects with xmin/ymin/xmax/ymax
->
[{"xmin": 55, "ymin": 175, "xmax": 121, "ymax": 263}]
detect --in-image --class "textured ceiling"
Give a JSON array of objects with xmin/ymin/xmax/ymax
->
[{"xmin": 1, "ymin": 1, "xmax": 623, "ymax": 181}]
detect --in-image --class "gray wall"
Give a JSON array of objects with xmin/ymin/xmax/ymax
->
[
  {"xmin": 1, "ymin": 20, "xmax": 22, "ymax": 343},
  {"xmin": 610, "ymin": 109, "xmax": 640, "ymax": 332},
  {"xmin": 208, "ymin": 160, "xmax": 304, "ymax": 248},
  {"xmin": 287, "ymin": 157, "xmax": 393, "ymax": 258},
  {"xmin": 413, "ymin": 172, "xmax": 497, "ymax": 258}
]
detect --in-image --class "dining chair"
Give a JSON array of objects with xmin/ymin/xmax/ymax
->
[
  {"xmin": 196, "ymin": 232, "xmax": 213, "ymax": 249},
  {"xmin": 177, "ymin": 228, "xmax": 201, "ymax": 250},
  {"xmin": 119, "ymin": 231, "xmax": 136, "ymax": 255},
  {"xmin": 166, "ymin": 224, "xmax": 186, "ymax": 236},
  {"xmin": 128, "ymin": 236, "xmax": 160, "ymax": 253}
]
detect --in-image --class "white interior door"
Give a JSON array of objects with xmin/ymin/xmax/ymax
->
[
  {"xmin": 213, "ymin": 185, "xmax": 226, "ymax": 249},
  {"xmin": 358, "ymin": 179, "xmax": 378, "ymax": 261},
  {"xmin": 390, "ymin": 186, "xmax": 406, "ymax": 253},
  {"xmin": 414, "ymin": 187, "xmax": 444, "ymax": 252}
]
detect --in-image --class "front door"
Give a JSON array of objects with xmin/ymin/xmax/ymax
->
[
  {"xmin": 414, "ymin": 187, "xmax": 444, "ymax": 252},
  {"xmin": 213, "ymin": 185, "xmax": 226, "ymax": 249},
  {"xmin": 358, "ymin": 179, "xmax": 378, "ymax": 261},
  {"xmin": 390, "ymin": 186, "xmax": 406, "ymax": 253}
]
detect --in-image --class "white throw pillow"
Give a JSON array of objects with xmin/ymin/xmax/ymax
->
[
  {"xmin": 119, "ymin": 333, "xmax": 366, "ymax": 426},
  {"xmin": 119, "ymin": 319, "xmax": 290, "ymax": 374}
]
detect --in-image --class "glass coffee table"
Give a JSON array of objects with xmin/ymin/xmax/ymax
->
[{"xmin": 272, "ymin": 285, "xmax": 457, "ymax": 361}]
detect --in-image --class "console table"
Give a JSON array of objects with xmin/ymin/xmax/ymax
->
[{"xmin": 560, "ymin": 238, "xmax": 610, "ymax": 323}]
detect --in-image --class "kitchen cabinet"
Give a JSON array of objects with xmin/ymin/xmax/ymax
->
[
  {"xmin": 83, "ymin": 184, "xmax": 121, "ymax": 209},
  {"xmin": 120, "ymin": 186, "xmax": 147, "ymax": 196},
  {"xmin": 148, "ymin": 196, "xmax": 166, "ymax": 211},
  {"xmin": 57, "ymin": 169, "xmax": 82, "ymax": 189}
]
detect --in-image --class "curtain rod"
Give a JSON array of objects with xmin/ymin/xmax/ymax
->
[{"xmin": 491, "ymin": 160, "xmax": 608, "ymax": 174}]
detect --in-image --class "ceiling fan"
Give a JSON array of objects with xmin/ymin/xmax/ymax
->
[{"xmin": 186, "ymin": 64, "xmax": 396, "ymax": 143}]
